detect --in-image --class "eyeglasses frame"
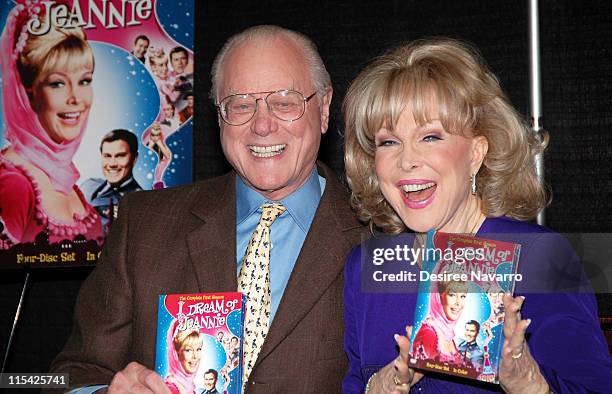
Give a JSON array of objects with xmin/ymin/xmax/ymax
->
[{"xmin": 215, "ymin": 89, "xmax": 317, "ymax": 126}]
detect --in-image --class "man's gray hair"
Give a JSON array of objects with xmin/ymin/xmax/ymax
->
[{"xmin": 210, "ymin": 25, "xmax": 331, "ymax": 103}]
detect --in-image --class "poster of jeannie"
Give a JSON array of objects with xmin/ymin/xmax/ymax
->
[{"xmin": 0, "ymin": 0, "xmax": 193, "ymax": 268}]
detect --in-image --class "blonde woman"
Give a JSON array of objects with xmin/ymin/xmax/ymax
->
[
  {"xmin": 165, "ymin": 329, "xmax": 203, "ymax": 394},
  {"xmin": 342, "ymin": 38, "xmax": 612, "ymax": 393},
  {"xmin": 0, "ymin": 4, "xmax": 102, "ymax": 247}
]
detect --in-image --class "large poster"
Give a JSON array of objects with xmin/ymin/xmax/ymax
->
[{"xmin": 0, "ymin": 0, "xmax": 194, "ymax": 268}]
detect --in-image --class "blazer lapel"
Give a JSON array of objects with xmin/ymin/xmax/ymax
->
[
  {"xmin": 186, "ymin": 172, "xmax": 238, "ymax": 293},
  {"xmin": 256, "ymin": 164, "xmax": 362, "ymax": 363}
]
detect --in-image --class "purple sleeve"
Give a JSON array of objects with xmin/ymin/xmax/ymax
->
[
  {"xmin": 518, "ymin": 232, "xmax": 612, "ymax": 393},
  {"xmin": 343, "ymin": 246, "xmax": 365, "ymax": 394}
]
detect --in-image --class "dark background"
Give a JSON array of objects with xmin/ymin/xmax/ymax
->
[{"xmin": 1, "ymin": 0, "xmax": 611, "ymax": 377}]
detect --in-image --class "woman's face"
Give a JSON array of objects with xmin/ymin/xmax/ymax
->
[
  {"xmin": 32, "ymin": 67, "xmax": 93, "ymax": 144},
  {"xmin": 151, "ymin": 58, "xmax": 168, "ymax": 79},
  {"xmin": 179, "ymin": 341, "xmax": 202, "ymax": 374},
  {"xmin": 441, "ymin": 290, "xmax": 466, "ymax": 321},
  {"xmin": 374, "ymin": 104, "xmax": 487, "ymax": 233}
]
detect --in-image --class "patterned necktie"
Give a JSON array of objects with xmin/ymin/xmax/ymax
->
[{"xmin": 238, "ymin": 203, "xmax": 286, "ymax": 385}]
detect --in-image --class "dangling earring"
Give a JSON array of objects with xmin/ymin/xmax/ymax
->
[{"xmin": 470, "ymin": 174, "xmax": 477, "ymax": 195}]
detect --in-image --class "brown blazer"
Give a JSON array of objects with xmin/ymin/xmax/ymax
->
[{"xmin": 50, "ymin": 163, "xmax": 363, "ymax": 393}]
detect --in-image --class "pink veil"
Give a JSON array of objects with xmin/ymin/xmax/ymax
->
[
  {"xmin": 0, "ymin": 2, "xmax": 87, "ymax": 195},
  {"xmin": 426, "ymin": 259, "xmax": 466, "ymax": 342},
  {"xmin": 427, "ymin": 282, "xmax": 460, "ymax": 342},
  {"xmin": 165, "ymin": 321, "xmax": 198, "ymax": 394}
]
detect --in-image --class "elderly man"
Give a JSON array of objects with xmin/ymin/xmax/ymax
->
[{"xmin": 50, "ymin": 25, "xmax": 362, "ymax": 393}]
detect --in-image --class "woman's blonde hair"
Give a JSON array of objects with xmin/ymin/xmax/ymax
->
[
  {"xmin": 438, "ymin": 280, "xmax": 468, "ymax": 295},
  {"xmin": 173, "ymin": 329, "xmax": 202, "ymax": 352},
  {"xmin": 17, "ymin": 22, "xmax": 94, "ymax": 91},
  {"xmin": 149, "ymin": 48, "xmax": 168, "ymax": 67},
  {"xmin": 343, "ymin": 38, "xmax": 548, "ymax": 234}
]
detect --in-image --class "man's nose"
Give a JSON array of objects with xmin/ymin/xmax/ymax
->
[{"xmin": 250, "ymin": 99, "xmax": 278, "ymax": 137}]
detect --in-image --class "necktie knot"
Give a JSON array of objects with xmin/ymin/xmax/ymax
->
[{"xmin": 260, "ymin": 203, "xmax": 286, "ymax": 227}]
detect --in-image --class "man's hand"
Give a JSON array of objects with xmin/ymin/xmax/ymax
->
[{"xmin": 107, "ymin": 362, "xmax": 170, "ymax": 394}]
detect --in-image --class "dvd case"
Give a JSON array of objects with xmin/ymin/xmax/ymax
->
[
  {"xmin": 155, "ymin": 292, "xmax": 245, "ymax": 394},
  {"xmin": 409, "ymin": 232, "xmax": 521, "ymax": 383}
]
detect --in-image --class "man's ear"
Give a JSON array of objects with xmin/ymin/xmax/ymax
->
[
  {"xmin": 470, "ymin": 135, "xmax": 489, "ymax": 174},
  {"xmin": 320, "ymin": 87, "xmax": 333, "ymax": 135}
]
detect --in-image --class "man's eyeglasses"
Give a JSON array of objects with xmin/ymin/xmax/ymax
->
[{"xmin": 216, "ymin": 89, "xmax": 317, "ymax": 126}]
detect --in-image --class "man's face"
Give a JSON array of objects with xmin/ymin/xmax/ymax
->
[
  {"xmin": 101, "ymin": 140, "xmax": 135, "ymax": 185},
  {"xmin": 217, "ymin": 37, "xmax": 332, "ymax": 200},
  {"xmin": 133, "ymin": 38, "xmax": 149, "ymax": 58},
  {"xmin": 171, "ymin": 50, "xmax": 188, "ymax": 74},
  {"xmin": 464, "ymin": 323, "xmax": 478, "ymax": 343},
  {"xmin": 203, "ymin": 372, "xmax": 217, "ymax": 390}
]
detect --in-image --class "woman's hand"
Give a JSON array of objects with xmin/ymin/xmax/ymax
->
[
  {"xmin": 366, "ymin": 326, "xmax": 424, "ymax": 394},
  {"xmin": 499, "ymin": 294, "xmax": 550, "ymax": 394}
]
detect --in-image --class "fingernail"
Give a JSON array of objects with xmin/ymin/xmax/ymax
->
[
  {"xmin": 519, "ymin": 295, "xmax": 526, "ymax": 301},
  {"xmin": 394, "ymin": 334, "xmax": 400, "ymax": 342},
  {"xmin": 525, "ymin": 318, "xmax": 532, "ymax": 327}
]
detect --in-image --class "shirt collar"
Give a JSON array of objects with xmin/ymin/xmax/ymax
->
[
  {"xmin": 236, "ymin": 167, "xmax": 322, "ymax": 233},
  {"xmin": 94, "ymin": 175, "xmax": 135, "ymax": 198}
]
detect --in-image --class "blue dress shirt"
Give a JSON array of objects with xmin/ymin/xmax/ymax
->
[{"xmin": 236, "ymin": 168, "xmax": 325, "ymax": 323}]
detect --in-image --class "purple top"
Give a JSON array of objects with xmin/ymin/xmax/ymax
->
[{"xmin": 343, "ymin": 216, "xmax": 612, "ymax": 393}]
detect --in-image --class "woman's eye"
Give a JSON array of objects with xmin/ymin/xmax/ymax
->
[
  {"xmin": 376, "ymin": 139, "xmax": 397, "ymax": 147},
  {"xmin": 423, "ymin": 134, "xmax": 442, "ymax": 142},
  {"xmin": 80, "ymin": 78, "xmax": 93, "ymax": 85},
  {"xmin": 48, "ymin": 81, "xmax": 65, "ymax": 88}
]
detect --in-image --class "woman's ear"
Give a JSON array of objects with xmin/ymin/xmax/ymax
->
[{"xmin": 470, "ymin": 135, "xmax": 489, "ymax": 174}]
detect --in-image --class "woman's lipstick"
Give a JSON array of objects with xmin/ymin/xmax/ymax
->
[{"xmin": 397, "ymin": 179, "xmax": 437, "ymax": 209}]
